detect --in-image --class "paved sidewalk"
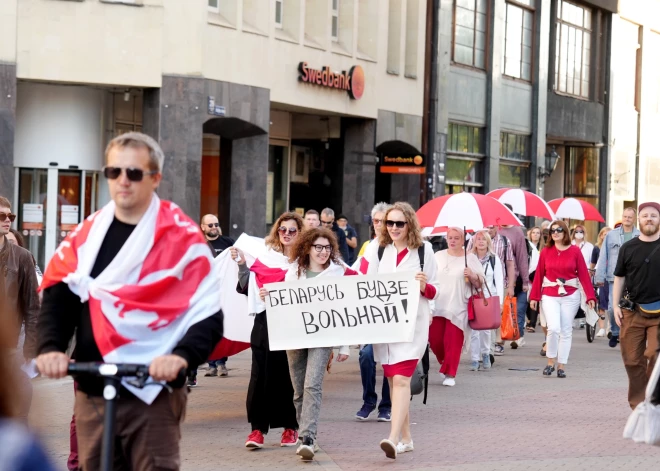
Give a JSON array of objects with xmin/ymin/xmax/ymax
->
[{"xmin": 31, "ymin": 329, "xmax": 660, "ymax": 470}]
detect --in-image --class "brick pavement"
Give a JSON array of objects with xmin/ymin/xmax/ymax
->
[{"xmin": 31, "ymin": 329, "xmax": 660, "ymax": 470}]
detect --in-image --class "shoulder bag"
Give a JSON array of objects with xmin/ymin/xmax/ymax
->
[{"xmin": 468, "ymin": 280, "xmax": 501, "ymax": 331}]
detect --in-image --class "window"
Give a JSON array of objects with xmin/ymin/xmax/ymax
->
[
  {"xmin": 554, "ymin": 0, "xmax": 592, "ymax": 98},
  {"xmin": 503, "ymin": 0, "xmax": 534, "ymax": 81},
  {"xmin": 565, "ymin": 146, "xmax": 600, "ymax": 240},
  {"xmin": 499, "ymin": 132, "xmax": 531, "ymax": 189},
  {"xmin": 331, "ymin": 0, "xmax": 339, "ymax": 41},
  {"xmin": 446, "ymin": 122, "xmax": 486, "ymax": 191},
  {"xmin": 453, "ymin": 0, "xmax": 488, "ymax": 69},
  {"xmin": 208, "ymin": 0, "xmax": 219, "ymax": 13},
  {"xmin": 275, "ymin": 0, "xmax": 283, "ymax": 28}
]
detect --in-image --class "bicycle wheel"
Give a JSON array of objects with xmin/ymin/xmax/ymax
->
[{"xmin": 586, "ymin": 322, "xmax": 596, "ymax": 343}]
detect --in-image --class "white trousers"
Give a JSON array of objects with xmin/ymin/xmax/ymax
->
[
  {"xmin": 542, "ymin": 291, "xmax": 581, "ymax": 364},
  {"xmin": 470, "ymin": 329, "xmax": 492, "ymax": 362}
]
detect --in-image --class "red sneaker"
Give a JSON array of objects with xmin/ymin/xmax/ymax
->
[
  {"xmin": 280, "ymin": 428, "xmax": 299, "ymax": 447},
  {"xmin": 245, "ymin": 430, "xmax": 264, "ymax": 449}
]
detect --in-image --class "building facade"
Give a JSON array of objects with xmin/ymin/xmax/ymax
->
[
  {"xmin": 606, "ymin": 0, "xmax": 660, "ymax": 225},
  {"xmin": 429, "ymin": 0, "xmax": 619, "ymax": 240},
  {"xmin": 0, "ymin": 0, "xmax": 428, "ymax": 267}
]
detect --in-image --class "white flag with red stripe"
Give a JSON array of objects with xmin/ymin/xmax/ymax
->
[{"xmin": 40, "ymin": 196, "xmax": 221, "ymax": 404}]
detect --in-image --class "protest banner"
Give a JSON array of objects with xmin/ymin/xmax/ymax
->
[{"xmin": 264, "ymin": 271, "xmax": 420, "ymax": 351}]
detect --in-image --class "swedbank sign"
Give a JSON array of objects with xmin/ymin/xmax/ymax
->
[{"xmin": 298, "ymin": 62, "xmax": 365, "ymax": 100}]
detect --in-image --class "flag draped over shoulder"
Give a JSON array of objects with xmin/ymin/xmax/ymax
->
[{"xmin": 40, "ymin": 196, "xmax": 222, "ymax": 404}]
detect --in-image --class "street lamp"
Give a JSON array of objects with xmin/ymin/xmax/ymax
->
[{"xmin": 538, "ymin": 146, "xmax": 560, "ymax": 184}]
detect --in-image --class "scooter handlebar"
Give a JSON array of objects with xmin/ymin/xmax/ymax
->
[{"xmin": 67, "ymin": 362, "xmax": 187, "ymax": 389}]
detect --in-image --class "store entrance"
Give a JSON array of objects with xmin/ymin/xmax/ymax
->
[{"xmin": 17, "ymin": 168, "xmax": 101, "ymax": 268}]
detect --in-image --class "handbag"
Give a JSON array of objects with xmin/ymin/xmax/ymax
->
[
  {"xmin": 623, "ymin": 354, "xmax": 660, "ymax": 446},
  {"xmin": 500, "ymin": 295, "xmax": 520, "ymax": 341},
  {"xmin": 468, "ymin": 283, "xmax": 501, "ymax": 331}
]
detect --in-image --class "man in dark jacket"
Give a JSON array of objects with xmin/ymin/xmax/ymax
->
[
  {"xmin": 0, "ymin": 195, "xmax": 40, "ymax": 422},
  {"xmin": 320, "ymin": 208, "xmax": 350, "ymax": 262}
]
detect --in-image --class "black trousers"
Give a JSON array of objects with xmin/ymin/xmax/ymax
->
[{"xmin": 246, "ymin": 311, "xmax": 298, "ymax": 433}]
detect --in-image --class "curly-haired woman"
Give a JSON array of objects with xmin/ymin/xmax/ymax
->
[
  {"xmin": 283, "ymin": 227, "xmax": 357, "ymax": 460},
  {"xmin": 361, "ymin": 202, "xmax": 439, "ymax": 459},
  {"xmin": 230, "ymin": 212, "xmax": 302, "ymax": 449}
]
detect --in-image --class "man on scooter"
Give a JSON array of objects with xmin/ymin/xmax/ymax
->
[{"xmin": 36, "ymin": 132, "xmax": 224, "ymax": 470}]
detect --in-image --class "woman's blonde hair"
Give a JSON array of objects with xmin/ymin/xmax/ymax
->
[
  {"xmin": 265, "ymin": 212, "xmax": 304, "ymax": 253},
  {"xmin": 378, "ymin": 202, "xmax": 423, "ymax": 249},
  {"xmin": 596, "ymin": 226, "xmax": 612, "ymax": 248},
  {"xmin": 469, "ymin": 230, "xmax": 495, "ymax": 257},
  {"xmin": 572, "ymin": 224, "xmax": 587, "ymax": 240}
]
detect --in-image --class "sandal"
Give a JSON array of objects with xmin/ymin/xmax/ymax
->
[
  {"xmin": 526, "ymin": 326, "xmax": 535, "ymax": 333},
  {"xmin": 542, "ymin": 365, "xmax": 555, "ymax": 376},
  {"xmin": 557, "ymin": 369, "xmax": 566, "ymax": 378},
  {"xmin": 540, "ymin": 342, "xmax": 546, "ymax": 357}
]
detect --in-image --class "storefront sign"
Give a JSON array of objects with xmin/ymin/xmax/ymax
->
[
  {"xmin": 298, "ymin": 62, "xmax": 365, "ymax": 100},
  {"xmin": 207, "ymin": 96, "xmax": 226, "ymax": 117},
  {"xmin": 264, "ymin": 271, "xmax": 420, "ymax": 350},
  {"xmin": 380, "ymin": 155, "xmax": 426, "ymax": 174},
  {"xmin": 22, "ymin": 203, "xmax": 44, "ymax": 230},
  {"xmin": 61, "ymin": 205, "xmax": 79, "ymax": 231}
]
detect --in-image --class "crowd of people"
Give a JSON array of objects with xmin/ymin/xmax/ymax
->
[{"xmin": 1, "ymin": 131, "xmax": 659, "ymax": 469}]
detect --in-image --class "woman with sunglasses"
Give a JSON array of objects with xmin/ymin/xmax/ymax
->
[
  {"xmin": 430, "ymin": 227, "xmax": 483, "ymax": 385},
  {"xmin": 530, "ymin": 221, "xmax": 596, "ymax": 378},
  {"xmin": 230, "ymin": 212, "xmax": 303, "ymax": 449},
  {"xmin": 283, "ymin": 227, "xmax": 357, "ymax": 461},
  {"xmin": 361, "ymin": 202, "xmax": 439, "ymax": 459}
]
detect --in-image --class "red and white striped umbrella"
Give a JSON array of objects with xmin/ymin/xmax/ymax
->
[
  {"xmin": 417, "ymin": 193, "xmax": 523, "ymax": 235},
  {"xmin": 548, "ymin": 198, "xmax": 605, "ymax": 222},
  {"xmin": 487, "ymin": 188, "xmax": 556, "ymax": 220}
]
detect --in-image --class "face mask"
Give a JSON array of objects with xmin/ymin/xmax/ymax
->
[{"xmin": 575, "ymin": 232, "xmax": 584, "ymax": 240}]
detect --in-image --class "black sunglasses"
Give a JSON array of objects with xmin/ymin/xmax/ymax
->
[
  {"xmin": 320, "ymin": 220, "xmax": 334, "ymax": 225},
  {"xmin": 574, "ymin": 230, "xmax": 584, "ymax": 234},
  {"xmin": 103, "ymin": 166, "xmax": 158, "ymax": 182},
  {"xmin": 550, "ymin": 227, "xmax": 564, "ymax": 234},
  {"xmin": 0, "ymin": 213, "xmax": 16, "ymax": 222},
  {"xmin": 312, "ymin": 244, "xmax": 332, "ymax": 253},
  {"xmin": 278, "ymin": 227, "xmax": 298, "ymax": 236},
  {"xmin": 386, "ymin": 220, "xmax": 407, "ymax": 229},
  {"xmin": 206, "ymin": 223, "xmax": 220, "ymax": 228}
]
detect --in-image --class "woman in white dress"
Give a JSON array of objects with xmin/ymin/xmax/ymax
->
[
  {"xmin": 468, "ymin": 231, "xmax": 503, "ymax": 370},
  {"xmin": 572, "ymin": 224, "xmax": 594, "ymax": 266},
  {"xmin": 361, "ymin": 202, "xmax": 439, "ymax": 460},
  {"xmin": 429, "ymin": 227, "xmax": 483, "ymax": 386}
]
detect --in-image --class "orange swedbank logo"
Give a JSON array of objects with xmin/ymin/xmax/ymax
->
[{"xmin": 298, "ymin": 62, "xmax": 365, "ymax": 100}]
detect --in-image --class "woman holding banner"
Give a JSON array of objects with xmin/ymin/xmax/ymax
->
[
  {"xmin": 430, "ymin": 227, "xmax": 483, "ymax": 386},
  {"xmin": 230, "ymin": 212, "xmax": 302, "ymax": 449},
  {"xmin": 283, "ymin": 227, "xmax": 357, "ymax": 460},
  {"xmin": 361, "ymin": 202, "xmax": 439, "ymax": 459}
]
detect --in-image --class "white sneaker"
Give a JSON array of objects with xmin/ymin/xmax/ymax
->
[
  {"xmin": 517, "ymin": 337, "xmax": 526, "ymax": 347},
  {"xmin": 442, "ymin": 377, "xmax": 456, "ymax": 387},
  {"xmin": 596, "ymin": 328, "xmax": 606, "ymax": 337},
  {"xmin": 396, "ymin": 441, "xmax": 414, "ymax": 453},
  {"xmin": 438, "ymin": 372, "xmax": 446, "ymax": 380}
]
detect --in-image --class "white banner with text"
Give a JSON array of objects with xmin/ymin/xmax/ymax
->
[{"xmin": 265, "ymin": 271, "xmax": 420, "ymax": 351}]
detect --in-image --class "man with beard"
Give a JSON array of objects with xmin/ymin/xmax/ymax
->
[
  {"xmin": 199, "ymin": 214, "xmax": 234, "ymax": 379},
  {"xmin": 613, "ymin": 202, "xmax": 660, "ymax": 409}
]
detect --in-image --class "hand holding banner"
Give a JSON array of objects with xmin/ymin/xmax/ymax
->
[{"xmin": 264, "ymin": 271, "xmax": 420, "ymax": 351}]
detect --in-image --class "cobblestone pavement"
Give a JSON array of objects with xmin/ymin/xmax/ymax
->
[{"xmin": 31, "ymin": 329, "xmax": 660, "ymax": 470}]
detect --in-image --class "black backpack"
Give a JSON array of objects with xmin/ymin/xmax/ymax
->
[{"xmin": 377, "ymin": 244, "xmax": 430, "ymax": 404}]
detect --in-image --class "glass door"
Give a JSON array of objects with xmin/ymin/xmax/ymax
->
[
  {"xmin": 17, "ymin": 168, "xmax": 100, "ymax": 267},
  {"xmin": 17, "ymin": 169, "xmax": 48, "ymax": 269}
]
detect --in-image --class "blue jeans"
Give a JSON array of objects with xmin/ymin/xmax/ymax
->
[
  {"xmin": 359, "ymin": 345, "xmax": 391, "ymax": 411},
  {"xmin": 608, "ymin": 281, "xmax": 620, "ymax": 337},
  {"xmin": 208, "ymin": 357, "xmax": 227, "ymax": 368},
  {"xmin": 516, "ymin": 290, "xmax": 528, "ymax": 338}
]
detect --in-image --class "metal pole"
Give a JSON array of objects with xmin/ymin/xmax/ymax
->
[
  {"xmin": 100, "ymin": 378, "xmax": 120, "ymax": 471},
  {"xmin": 424, "ymin": 0, "xmax": 440, "ymax": 204}
]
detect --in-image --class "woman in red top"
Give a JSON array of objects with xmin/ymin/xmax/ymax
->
[{"xmin": 530, "ymin": 220, "xmax": 596, "ymax": 378}]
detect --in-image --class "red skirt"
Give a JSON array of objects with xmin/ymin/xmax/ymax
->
[{"xmin": 382, "ymin": 359, "xmax": 418, "ymax": 378}]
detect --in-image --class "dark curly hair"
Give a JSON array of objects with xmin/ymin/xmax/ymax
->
[
  {"xmin": 265, "ymin": 212, "xmax": 304, "ymax": 253},
  {"xmin": 289, "ymin": 227, "xmax": 342, "ymax": 278}
]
